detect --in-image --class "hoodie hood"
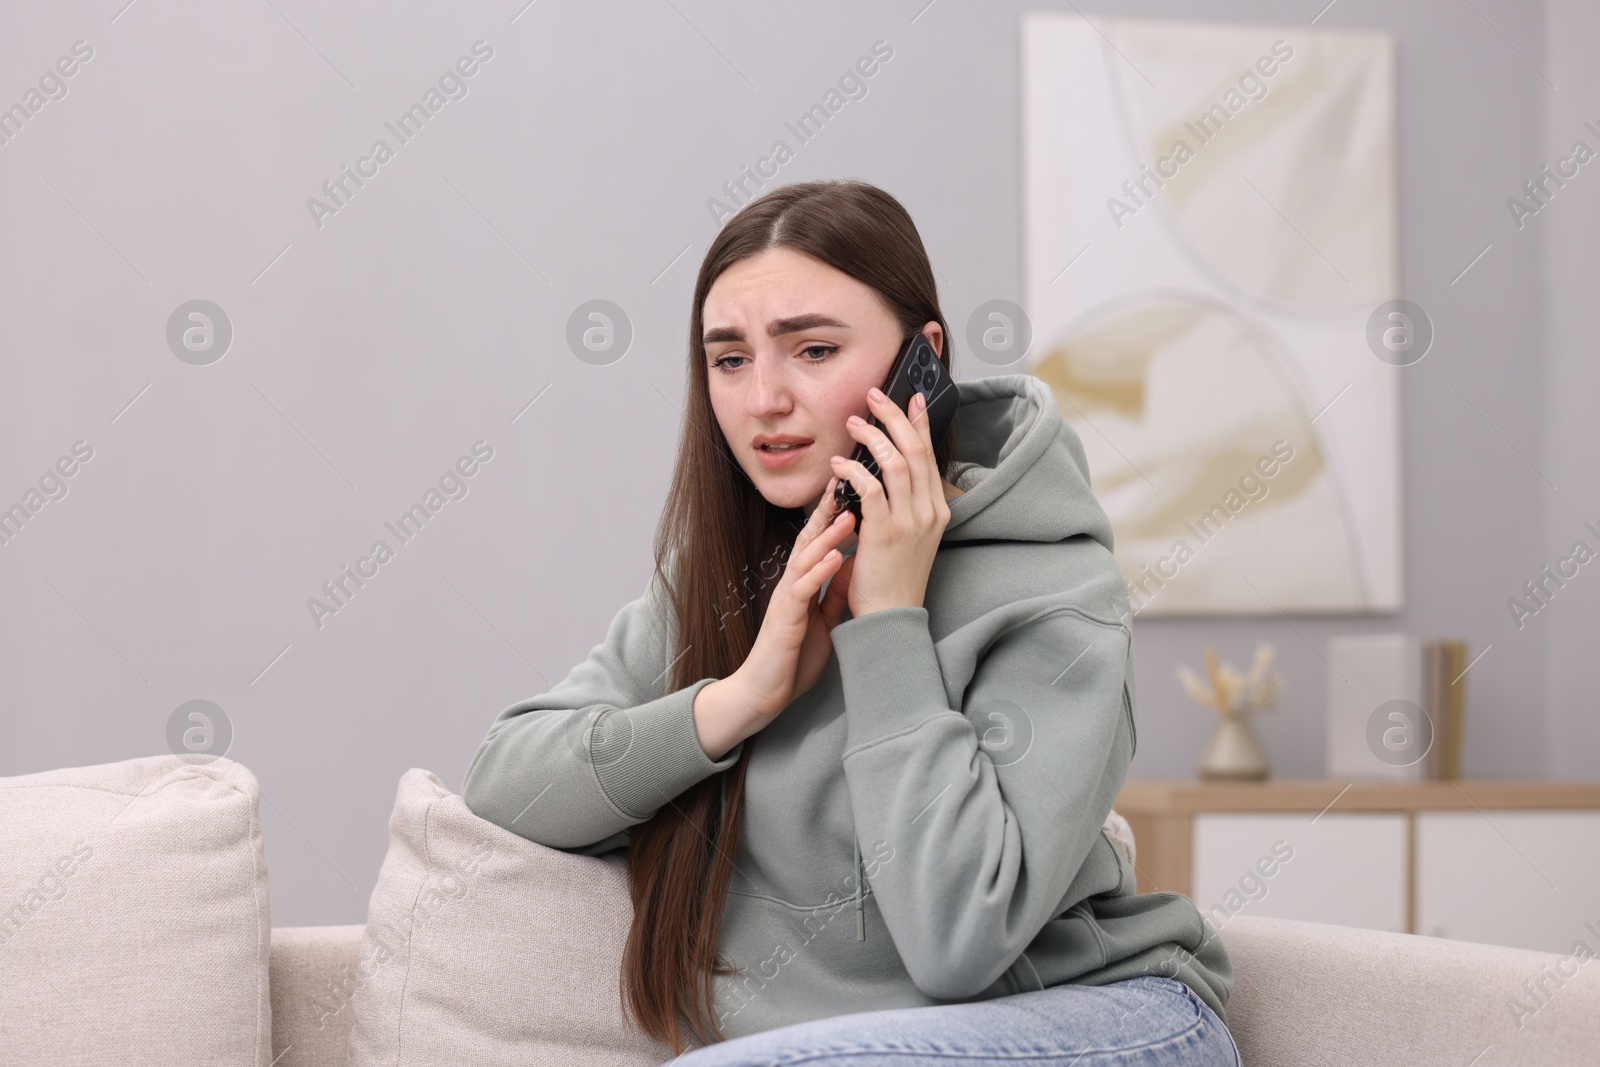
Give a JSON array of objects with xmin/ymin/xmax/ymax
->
[{"xmin": 941, "ymin": 374, "xmax": 1115, "ymax": 552}]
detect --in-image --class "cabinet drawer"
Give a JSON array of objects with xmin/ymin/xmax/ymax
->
[
  {"xmin": 1193, "ymin": 813, "xmax": 1407, "ymax": 933},
  {"xmin": 1416, "ymin": 810, "xmax": 1600, "ymax": 953}
]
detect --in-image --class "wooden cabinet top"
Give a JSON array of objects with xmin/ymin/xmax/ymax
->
[{"xmin": 1115, "ymin": 778, "xmax": 1600, "ymax": 813}]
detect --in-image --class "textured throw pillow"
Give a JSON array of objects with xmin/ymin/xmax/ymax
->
[
  {"xmin": 345, "ymin": 768, "xmax": 1142, "ymax": 1067},
  {"xmin": 0, "ymin": 754, "xmax": 272, "ymax": 1066},
  {"xmin": 1103, "ymin": 807, "xmax": 1136, "ymax": 870},
  {"xmin": 344, "ymin": 768, "xmax": 687, "ymax": 1067}
]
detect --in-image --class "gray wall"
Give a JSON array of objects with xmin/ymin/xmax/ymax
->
[
  {"xmin": 1544, "ymin": 0, "xmax": 1600, "ymax": 778},
  {"xmin": 0, "ymin": 0, "xmax": 1584, "ymax": 927}
]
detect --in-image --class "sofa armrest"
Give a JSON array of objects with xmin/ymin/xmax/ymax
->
[
  {"xmin": 270, "ymin": 925, "xmax": 366, "ymax": 1067},
  {"xmin": 1218, "ymin": 915, "xmax": 1600, "ymax": 1067}
]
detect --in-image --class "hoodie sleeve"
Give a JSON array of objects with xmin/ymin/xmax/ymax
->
[
  {"xmin": 461, "ymin": 574, "xmax": 745, "ymax": 851},
  {"xmin": 830, "ymin": 601, "xmax": 1133, "ymax": 1000}
]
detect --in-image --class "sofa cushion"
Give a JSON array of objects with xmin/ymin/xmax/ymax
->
[
  {"xmin": 1102, "ymin": 806, "xmax": 1135, "ymax": 869},
  {"xmin": 0, "ymin": 754, "xmax": 273, "ymax": 1066},
  {"xmin": 270, "ymin": 924, "xmax": 367, "ymax": 1067},
  {"xmin": 345, "ymin": 768, "xmax": 688, "ymax": 1067}
]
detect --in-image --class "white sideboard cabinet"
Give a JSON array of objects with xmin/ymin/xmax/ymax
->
[{"xmin": 1115, "ymin": 779, "xmax": 1600, "ymax": 952}]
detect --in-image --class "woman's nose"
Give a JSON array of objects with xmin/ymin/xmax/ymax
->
[{"xmin": 746, "ymin": 356, "xmax": 792, "ymax": 416}]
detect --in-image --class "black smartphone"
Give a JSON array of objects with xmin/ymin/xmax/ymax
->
[{"xmin": 832, "ymin": 331, "xmax": 959, "ymax": 527}]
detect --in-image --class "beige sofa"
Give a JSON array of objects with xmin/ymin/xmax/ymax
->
[
  {"xmin": 269, "ymin": 914, "xmax": 1600, "ymax": 1067},
  {"xmin": 4, "ymin": 756, "xmax": 1596, "ymax": 1067}
]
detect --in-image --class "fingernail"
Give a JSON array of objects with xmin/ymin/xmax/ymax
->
[
  {"xmin": 847, "ymin": 415, "xmax": 864, "ymax": 426},
  {"xmin": 869, "ymin": 387, "xmax": 886, "ymax": 401}
]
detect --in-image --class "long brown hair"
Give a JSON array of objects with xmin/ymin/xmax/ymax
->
[{"xmin": 621, "ymin": 179, "xmax": 958, "ymax": 1053}]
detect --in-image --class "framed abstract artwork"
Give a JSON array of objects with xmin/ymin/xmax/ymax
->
[{"xmin": 1020, "ymin": 14, "xmax": 1402, "ymax": 614}]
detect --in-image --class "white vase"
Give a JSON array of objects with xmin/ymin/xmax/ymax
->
[{"xmin": 1198, "ymin": 714, "xmax": 1270, "ymax": 781}]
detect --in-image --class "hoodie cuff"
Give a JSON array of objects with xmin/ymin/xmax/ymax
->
[
  {"xmin": 831, "ymin": 606, "xmax": 952, "ymax": 755},
  {"xmin": 591, "ymin": 676, "xmax": 744, "ymax": 819}
]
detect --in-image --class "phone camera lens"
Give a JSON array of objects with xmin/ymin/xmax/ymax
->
[{"xmin": 915, "ymin": 349, "xmax": 930, "ymax": 366}]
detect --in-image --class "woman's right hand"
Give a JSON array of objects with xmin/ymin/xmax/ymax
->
[{"xmin": 732, "ymin": 475, "xmax": 857, "ymax": 722}]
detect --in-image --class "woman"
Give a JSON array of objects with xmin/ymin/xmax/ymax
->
[{"xmin": 462, "ymin": 180, "xmax": 1238, "ymax": 1066}]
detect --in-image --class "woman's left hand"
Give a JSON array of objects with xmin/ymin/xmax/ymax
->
[{"xmin": 829, "ymin": 387, "xmax": 952, "ymax": 618}]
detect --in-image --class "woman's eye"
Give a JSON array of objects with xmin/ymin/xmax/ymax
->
[{"xmin": 711, "ymin": 346, "xmax": 835, "ymax": 372}]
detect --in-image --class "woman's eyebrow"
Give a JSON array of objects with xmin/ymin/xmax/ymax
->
[{"xmin": 703, "ymin": 313, "xmax": 850, "ymax": 345}]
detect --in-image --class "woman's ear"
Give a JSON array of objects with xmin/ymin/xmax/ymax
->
[{"xmin": 921, "ymin": 321, "xmax": 944, "ymax": 358}]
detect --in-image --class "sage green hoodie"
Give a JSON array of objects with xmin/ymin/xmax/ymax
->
[{"xmin": 462, "ymin": 373, "xmax": 1232, "ymax": 1042}]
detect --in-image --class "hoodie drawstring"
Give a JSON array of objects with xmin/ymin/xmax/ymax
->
[{"xmin": 853, "ymin": 829, "xmax": 865, "ymax": 941}]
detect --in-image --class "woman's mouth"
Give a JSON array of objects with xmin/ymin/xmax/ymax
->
[{"xmin": 755, "ymin": 441, "xmax": 812, "ymax": 469}]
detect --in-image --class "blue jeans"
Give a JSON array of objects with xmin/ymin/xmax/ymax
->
[{"xmin": 668, "ymin": 976, "xmax": 1240, "ymax": 1066}]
